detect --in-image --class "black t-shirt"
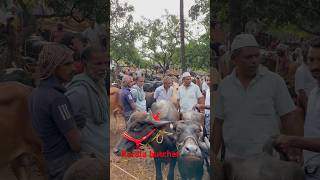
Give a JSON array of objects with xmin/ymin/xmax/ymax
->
[{"xmin": 29, "ymin": 77, "xmax": 76, "ymax": 160}]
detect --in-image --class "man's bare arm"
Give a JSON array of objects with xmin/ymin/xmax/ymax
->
[
  {"xmin": 213, "ymin": 118, "xmax": 223, "ymax": 161},
  {"xmin": 280, "ymin": 110, "xmax": 304, "ymax": 162},
  {"xmin": 275, "ymin": 135, "xmax": 320, "ymax": 153},
  {"xmin": 65, "ymin": 128, "xmax": 81, "ymax": 153},
  {"xmin": 280, "ymin": 110, "xmax": 303, "ymax": 137}
]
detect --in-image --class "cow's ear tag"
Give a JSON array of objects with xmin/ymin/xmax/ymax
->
[{"xmin": 170, "ymin": 123, "xmax": 173, "ymax": 129}]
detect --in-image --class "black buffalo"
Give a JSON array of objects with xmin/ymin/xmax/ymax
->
[
  {"xmin": 144, "ymin": 81, "xmax": 163, "ymax": 92},
  {"xmin": 214, "ymin": 138, "xmax": 304, "ymax": 180},
  {"xmin": 174, "ymin": 112, "xmax": 210, "ymax": 180},
  {"xmin": 113, "ymin": 100, "xmax": 179, "ymax": 180}
]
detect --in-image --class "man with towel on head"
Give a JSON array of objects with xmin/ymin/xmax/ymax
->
[
  {"xmin": 213, "ymin": 34, "xmax": 302, "ymax": 165},
  {"xmin": 29, "ymin": 43, "xmax": 82, "ymax": 179}
]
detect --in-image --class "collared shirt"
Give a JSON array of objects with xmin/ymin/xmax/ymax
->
[
  {"xmin": 177, "ymin": 82, "xmax": 203, "ymax": 113},
  {"xmin": 214, "ymin": 65, "xmax": 295, "ymax": 157},
  {"xmin": 304, "ymin": 86, "xmax": 320, "ymax": 165},
  {"xmin": 29, "ymin": 76, "xmax": 76, "ymax": 160},
  {"xmin": 205, "ymin": 88, "xmax": 210, "ymax": 115},
  {"xmin": 131, "ymin": 85, "xmax": 146, "ymax": 112},
  {"xmin": 120, "ymin": 87, "xmax": 135, "ymax": 114},
  {"xmin": 154, "ymin": 85, "xmax": 173, "ymax": 102},
  {"xmin": 295, "ymin": 63, "xmax": 317, "ymax": 97},
  {"xmin": 202, "ymin": 81, "xmax": 209, "ymax": 92}
]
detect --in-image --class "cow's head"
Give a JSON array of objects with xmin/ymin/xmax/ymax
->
[
  {"xmin": 173, "ymin": 120, "xmax": 204, "ymax": 159},
  {"xmin": 113, "ymin": 111, "xmax": 172, "ymax": 156}
]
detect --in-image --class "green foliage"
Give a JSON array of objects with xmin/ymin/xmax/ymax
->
[
  {"xmin": 110, "ymin": 0, "xmax": 209, "ymax": 72},
  {"xmin": 140, "ymin": 13, "xmax": 181, "ymax": 72},
  {"xmin": 212, "ymin": 0, "xmax": 320, "ymax": 36},
  {"xmin": 110, "ymin": 0, "xmax": 144, "ymax": 66},
  {"xmin": 186, "ymin": 34, "xmax": 209, "ymax": 71},
  {"xmin": 189, "ymin": 0, "xmax": 209, "ymax": 29}
]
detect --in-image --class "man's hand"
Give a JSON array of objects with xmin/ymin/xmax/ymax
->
[
  {"xmin": 193, "ymin": 104, "xmax": 201, "ymax": 112},
  {"xmin": 273, "ymin": 135, "xmax": 302, "ymax": 163},
  {"xmin": 273, "ymin": 134, "xmax": 293, "ymax": 152}
]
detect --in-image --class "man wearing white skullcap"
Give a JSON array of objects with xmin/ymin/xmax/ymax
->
[
  {"xmin": 213, "ymin": 34, "xmax": 302, "ymax": 164},
  {"xmin": 177, "ymin": 72, "xmax": 203, "ymax": 113}
]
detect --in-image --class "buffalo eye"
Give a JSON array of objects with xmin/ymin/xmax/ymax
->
[{"xmin": 131, "ymin": 124, "xmax": 143, "ymax": 132}]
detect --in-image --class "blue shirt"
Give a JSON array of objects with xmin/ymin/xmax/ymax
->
[
  {"xmin": 120, "ymin": 87, "xmax": 134, "ymax": 114},
  {"xmin": 29, "ymin": 76, "xmax": 76, "ymax": 160},
  {"xmin": 154, "ymin": 85, "xmax": 173, "ymax": 102}
]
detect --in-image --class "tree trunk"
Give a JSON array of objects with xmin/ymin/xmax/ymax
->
[
  {"xmin": 180, "ymin": 0, "xmax": 186, "ymax": 72},
  {"xmin": 229, "ymin": 0, "xmax": 242, "ymax": 43}
]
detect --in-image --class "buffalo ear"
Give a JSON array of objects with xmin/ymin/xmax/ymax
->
[{"xmin": 112, "ymin": 108, "xmax": 120, "ymax": 117}]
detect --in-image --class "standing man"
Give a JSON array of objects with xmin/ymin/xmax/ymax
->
[
  {"xmin": 65, "ymin": 46, "xmax": 108, "ymax": 159},
  {"xmin": 177, "ymin": 72, "xmax": 203, "ymax": 113},
  {"xmin": 154, "ymin": 76, "xmax": 173, "ymax": 102},
  {"xmin": 82, "ymin": 17, "xmax": 106, "ymax": 49},
  {"xmin": 196, "ymin": 77, "xmax": 211, "ymax": 138},
  {"xmin": 274, "ymin": 38, "xmax": 320, "ymax": 180},
  {"xmin": 213, "ymin": 34, "xmax": 302, "ymax": 163},
  {"xmin": 131, "ymin": 76, "xmax": 147, "ymax": 112},
  {"xmin": 295, "ymin": 55, "xmax": 317, "ymax": 112},
  {"xmin": 120, "ymin": 75, "xmax": 136, "ymax": 122},
  {"xmin": 29, "ymin": 44, "xmax": 81, "ymax": 179}
]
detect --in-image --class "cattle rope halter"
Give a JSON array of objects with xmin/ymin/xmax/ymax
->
[
  {"xmin": 122, "ymin": 112, "xmax": 172, "ymax": 149},
  {"xmin": 122, "ymin": 128, "xmax": 157, "ymax": 149},
  {"xmin": 176, "ymin": 135, "xmax": 200, "ymax": 151}
]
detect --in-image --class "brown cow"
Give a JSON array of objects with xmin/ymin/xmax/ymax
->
[
  {"xmin": 0, "ymin": 82, "xmax": 47, "ymax": 180},
  {"xmin": 110, "ymin": 87, "xmax": 125, "ymax": 132}
]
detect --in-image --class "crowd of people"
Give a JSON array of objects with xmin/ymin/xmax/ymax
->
[
  {"xmin": 116, "ymin": 67, "xmax": 212, "ymax": 137},
  {"xmin": 2, "ymin": 15, "xmax": 109, "ymax": 180}
]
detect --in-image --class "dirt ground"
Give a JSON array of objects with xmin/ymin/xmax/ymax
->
[{"xmin": 110, "ymin": 116, "xmax": 210, "ymax": 180}]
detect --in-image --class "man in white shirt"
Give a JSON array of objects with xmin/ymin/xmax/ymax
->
[
  {"xmin": 196, "ymin": 77, "xmax": 211, "ymax": 138},
  {"xmin": 213, "ymin": 34, "xmax": 302, "ymax": 164},
  {"xmin": 202, "ymin": 76, "xmax": 209, "ymax": 95},
  {"xmin": 295, "ymin": 58, "xmax": 317, "ymax": 111},
  {"xmin": 82, "ymin": 18, "xmax": 106, "ymax": 49},
  {"xmin": 274, "ymin": 38, "xmax": 320, "ymax": 180},
  {"xmin": 154, "ymin": 76, "xmax": 173, "ymax": 102},
  {"xmin": 177, "ymin": 72, "xmax": 203, "ymax": 113}
]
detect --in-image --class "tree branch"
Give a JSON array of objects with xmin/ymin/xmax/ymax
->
[{"xmin": 294, "ymin": 22, "xmax": 320, "ymax": 36}]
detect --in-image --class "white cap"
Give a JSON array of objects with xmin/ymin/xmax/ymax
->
[
  {"xmin": 231, "ymin": 34, "xmax": 259, "ymax": 52},
  {"xmin": 182, "ymin": 72, "xmax": 191, "ymax": 78}
]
